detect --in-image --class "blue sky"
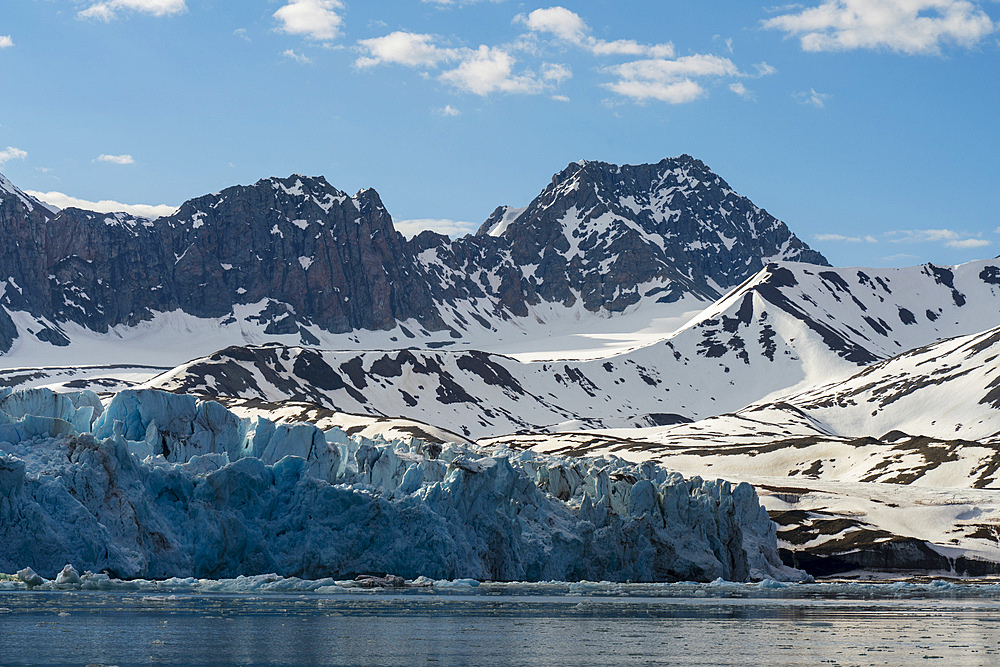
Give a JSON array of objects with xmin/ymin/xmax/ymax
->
[{"xmin": 1, "ymin": 0, "xmax": 998, "ymax": 268}]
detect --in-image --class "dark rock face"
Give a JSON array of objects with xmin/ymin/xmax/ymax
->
[
  {"xmin": 0, "ymin": 175, "xmax": 450, "ymax": 352},
  {"xmin": 0, "ymin": 157, "xmax": 829, "ymax": 354},
  {"xmin": 472, "ymin": 156, "xmax": 829, "ymax": 311},
  {"xmin": 160, "ymin": 177, "xmax": 446, "ymax": 333}
]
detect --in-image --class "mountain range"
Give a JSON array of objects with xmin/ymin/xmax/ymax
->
[
  {"xmin": 3, "ymin": 156, "xmax": 1000, "ymax": 576},
  {"xmin": 0, "ymin": 155, "xmax": 824, "ymax": 362}
]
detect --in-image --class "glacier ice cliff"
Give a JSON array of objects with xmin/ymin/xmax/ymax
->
[{"xmin": 0, "ymin": 388, "xmax": 805, "ymax": 583}]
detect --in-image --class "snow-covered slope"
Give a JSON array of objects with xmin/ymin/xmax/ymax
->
[
  {"xmin": 137, "ymin": 255, "xmax": 1000, "ymax": 440},
  {"xmin": 140, "ymin": 309, "xmax": 839, "ymax": 440},
  {"xmin": 0, "ymin": 173, "xmax": 58, "ymax": 216},
  {"xmin": 595, "ymin": 322, "xmax": 1000, "ymax": 447},
  {"xmin": 654, "ymin": 258, "xmax": 1000, "ymax": 397},
  {"xmin": 142, "ymin": 345, "xmax": 696, "ymax": 438},
  {"xmin": 0, "ymin": 387, "xmax": 803, "ymax": 583},
  {"xmin": 772, "ymin": 325, "xmax": 1000, "ymax": 441},
  {"xmin": 478, "ymin": 325, "xmax": 1000, "ymax": 575},
  {"xmin": 697, "ymin": 259, "xmax": 1000, "ymax": 361}
]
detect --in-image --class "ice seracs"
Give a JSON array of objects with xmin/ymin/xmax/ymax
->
[{"xmin": 0, "ymin": 387, "xmax": 804, "ymax": 583}]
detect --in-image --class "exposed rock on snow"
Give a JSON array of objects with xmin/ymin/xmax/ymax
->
[
  {"xmin": 0, "ymin": 388, "xmax": 804, "ymax": 583},
  {"xmin": 481, "ymin": 325, "xmax": 1000, "ymax": 576},
  {"xmin": 136, "ymin": 256, "xmax": 1000, "ymax": 440}
]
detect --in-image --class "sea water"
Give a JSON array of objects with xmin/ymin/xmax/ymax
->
[{"xmin": 2, "ymin": 580, "xmax": 1000, "ymax": 665}]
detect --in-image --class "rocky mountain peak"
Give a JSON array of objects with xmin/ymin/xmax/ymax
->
[
  {"xmin": 353, "ymin": 187, "xmax": 390, "ymax": 220},
  {"xmin": 472, "ymin": 156, "xmax": 828, "ymax": 313},
  {"xmin": 0, "ymin": 172, "xmax": 57, "ymax": 216}
]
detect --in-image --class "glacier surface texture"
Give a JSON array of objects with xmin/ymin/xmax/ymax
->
[{"xmin": 0, "ymin": 388, "xmax": 803, "ymax": 582}]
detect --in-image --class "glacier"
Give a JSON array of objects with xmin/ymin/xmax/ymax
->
[{"xmin": 0, "ymin": 387, "xmax": 804, "ymax": 583}]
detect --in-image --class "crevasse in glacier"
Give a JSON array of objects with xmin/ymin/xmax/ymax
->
[{"xmin": 0, "ymin": 388, "xmax": 806, "ymax": 582}]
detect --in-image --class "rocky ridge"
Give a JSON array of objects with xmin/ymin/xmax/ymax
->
[{"xmin": 0, "ymin": 157, "xmax": 827, "ymax": 356}]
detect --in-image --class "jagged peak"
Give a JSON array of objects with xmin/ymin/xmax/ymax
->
[
  {"xmin": 257, "ymin": 173, "xmax": 345, "ymax": 198},
  {"xmin": 545, "ymin": 155, "xmax": 729, "ymax": 200},
  {"xmin": 56, "ymin": 207, "xmax": 153, "ymax": 233},
  {"xmin": 353, "ymin": 187, "xmax": 389, "ymax": 216},
  {"xmin": 0, "ymin": 171, "xmax": 59, "ymax": 216}
]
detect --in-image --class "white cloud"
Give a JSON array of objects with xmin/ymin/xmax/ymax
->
[
  {"xmin": 95, "ymin": 153, "xmax": 135, "ymax": 165},
  {"xmin": 729, "ymin": 82, "xmax": 754, "ymax": 99},
  {"xmin": 356, "ymin": 32, "xmax": 459, "ymax": 68},
  {"xmin": 282, "ymin": 48, "xmax": 313, "ymax": 64},
  {"xmin": 603, "ymin": 54, "xmax": 740, "ymax": 104},
  {"xmin": 356, "ymin": 31, "xmax": 562, "ymax": 97},
  {"xmin": 551, "ymin": 94, "xmax": 570, "ymax": 102},
  {"xmin": 881, "ymin": 252, "xmax": 920, "ymax": 262},
  {"xmin": 888, "ymin": 228, "xmax": 962, "ymax": 242},
  {"xmin": 0, "ymin": 35, "xmax": 13, "ymax": 49},
  {"xmin": 79, "ymin": 0, "xmax": 187, "ymax": 21},
  {"xmin": 234, "ymin": 28, "xmax": 250, "ymax": 42},
  {"xmin": 422, "ymin": 0, "xmax": 499, "ymax": 5},
  {"xmin": 393, "ymin": 218, "xmax": 478, "ymax": 238},
  {"xmin": 26, "ymin": 190, "xmax": 178, "ymax": 219},
  {"xmin": 754, "ymin": 61, "xmax": 778, "ymax": 77},
  {"xmin": 518, "ymin": 7, "xmax": 588, "ymax": 44},
  {"xmin": 763, "ymin": 0, "xmax": 996, "ymax": 55},
  {"xmin": 994, "ymin": 226, "xmax": 1000, "ymax": 234},
  {"xmin": 885, "ymin": 228, "xmax": 989, "ymax": 248},
  {"xmin": 606, "ymin": 78, "xmax": 705, "ymax": 104},
  {"xmin": 516, "ymin": 7, "xmax": 674, "ymax": 58},
  {"xmin": 947, "ymin": 238, "xmax": 991, "ymax": 249},
  {"xmin": 439, "ymin": 46, "xmax": 545, "ymax": 95},
  {"xmin": 435, "ymin": 105, "xmax": 461, "ymax": 116},
  {"xmin": 274, "ymin": 0, "xmax": 344, "ymax": 42},
  {"xmin": 541, "ymin": 62, "xmax": 572, "ymax": 84},
  {"xmin": 0, "ymin": 146, "xmax": 28, "ymax": 166},
  {"xmin": 814, "ymin": 233, "xmax": 878, "ymax": 242},
  {"xmin": 795, "ymin": 88, "xmax": 831, "ymax": 107},
  {"xmin": 515, "ymin": 7, "xmax": 756, "ymax": 105}
]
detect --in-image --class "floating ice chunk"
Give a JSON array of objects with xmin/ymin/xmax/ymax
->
[
  {"xmin": 568, "ymin": 581, "xmax": 603, "ymax": 594},
  {"xmin": 16, "ymin": 567, "xmax": 44, "ymax": 587},
  {"xmin": 433, "ymin": 578, "xmax": 480, "ymax": 589},
  {"xmin": 55, "ymin": 564, "xmax": 81, "ymax": 585}
]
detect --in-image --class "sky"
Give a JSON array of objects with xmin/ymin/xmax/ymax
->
[{"xmin": 1, "ymin": 0, "xmax": 998, "ymax": 268}]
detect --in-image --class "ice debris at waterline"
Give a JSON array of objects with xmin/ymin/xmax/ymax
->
[{"xmin": 0, "ymin": 388, "xmax": 806, "ymax": 583}]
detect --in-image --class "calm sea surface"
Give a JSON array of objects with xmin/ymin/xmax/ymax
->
[{"xmin": 2, "ymin": 582, "xmax": 1000, "ymax": 665}]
